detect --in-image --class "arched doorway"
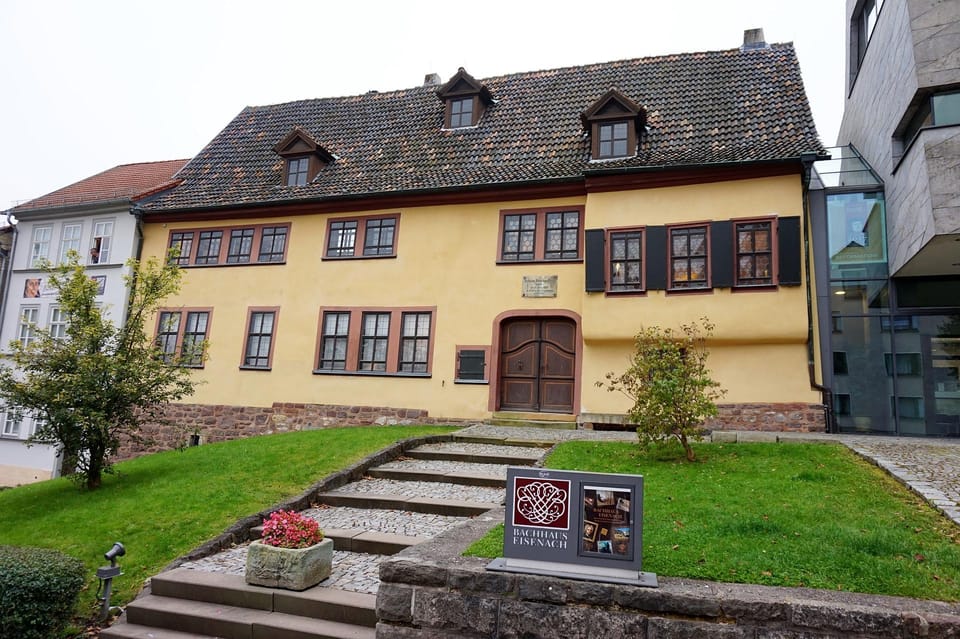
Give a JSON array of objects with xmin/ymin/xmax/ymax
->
[{"xmin": 499, "ymin": 317, "xmax": 577, "ymax": 413}]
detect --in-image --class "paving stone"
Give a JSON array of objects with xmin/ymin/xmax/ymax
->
[
  {"xmin": 375, "ymin": 458, "xmax": 513, "ymax": 477},
  {"xmin": 327, "ymin": 477, "xmax": 504, "ymax": 503}
]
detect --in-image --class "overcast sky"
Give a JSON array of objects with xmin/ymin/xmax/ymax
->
[{"xmin": 0, "ymin": 0, "xmax": 846, "ymax": 211}]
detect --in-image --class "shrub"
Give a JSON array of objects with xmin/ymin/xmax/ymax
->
[
  {"xmin": 0, "ymin": 545, "xmax": 86, "ymax": 639},
  {"xmin": 597, "ymin": 317, "xmax": 725, "ymax": 461}
]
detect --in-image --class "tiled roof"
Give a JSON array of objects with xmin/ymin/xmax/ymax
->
[
  {"xmin": 14, "ymin": 160, "xmax": 189, "ymax": 212},
  {"xmin": 147, "ymin": 44, "xmax": 823, "ymax": 212}
]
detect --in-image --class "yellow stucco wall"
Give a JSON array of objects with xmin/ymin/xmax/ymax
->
[{"xmin": 141, "ymin": 174, "xmax": 820, "ymax": 420}]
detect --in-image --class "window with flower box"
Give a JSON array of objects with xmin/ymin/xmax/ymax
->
[{"xmin": 314, "ymin": 307, "xmax": 435, "ymax": 376}]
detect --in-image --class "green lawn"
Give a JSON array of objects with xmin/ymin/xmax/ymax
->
[
  {"xmin": 0, "ymin": 425, "xmax": 457, "ymax": 617},
  {"xmin": 466, "ymin": 440, "xmax": 960, "ymax": 601}
]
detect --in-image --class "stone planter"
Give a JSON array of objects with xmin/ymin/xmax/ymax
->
[{"xmin": 245, "ymin": 538, "xmax": 333, "ymax": 591}]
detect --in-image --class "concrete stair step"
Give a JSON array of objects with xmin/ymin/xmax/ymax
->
[
  {"xmin": 100, "ymin": 623, "xmax": 217, "ymax": 639},
  {"xmin": 125, "ymin": 594, "xmax": 374, "ymax": 639},
  {"xmin": 488, "ymin": 412, "xmax": 578, "ymax": 430},
  {"xmin": 404, "ymin": 449, "xmax": 540, "ymax": 465},
  {"xmin": 150, "ymin": 568, "xmax": 377, "ymax": 624},
  {"xmin": 485, "ymin": 419, "xmax": 578, "ymax": 430},
  {"xmin": 248, "ymin": 525, "xmax": 424, "ymax": 554},
  {"xmin": 366, "ymin": 466, "xmax": 505, "ymax": 487},
  {"xmin": 453, "ymin": 434, "xmax": 555, "ymax": 448},
  {"xmin": 315, "ymin": 491, "xmax": 499, "ymax": 516}
]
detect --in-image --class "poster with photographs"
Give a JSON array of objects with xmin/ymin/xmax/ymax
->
[{"xmin": 581, "ymin": 485, "xmax": 633, "ymax": 559}]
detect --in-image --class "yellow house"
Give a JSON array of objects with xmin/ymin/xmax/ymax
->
[{"xmin": 138, "ymin": 34, "xmax": 828, "ymax": 445}]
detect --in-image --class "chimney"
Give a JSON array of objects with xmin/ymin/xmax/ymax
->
[
  {"xmin": 423, "ymin": 73, "xmax": 441, "ymax": 87},
  {"xmin": 741, "ymin": 28, "xmax": 768, "ymax": 51}
]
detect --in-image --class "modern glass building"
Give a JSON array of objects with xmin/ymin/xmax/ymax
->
[{"xmin": 810, "ymin": 147, "xmax": 959, "ymax": 436}]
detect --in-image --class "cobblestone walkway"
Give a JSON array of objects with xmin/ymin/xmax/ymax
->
[{"xmin": 841, "ymin": 437, "xmax": 960, "ymax": 526}]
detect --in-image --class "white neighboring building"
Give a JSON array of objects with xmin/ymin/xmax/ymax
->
[{"xmin": 0, "ymin": 160, "xmax": 186, "ymax": 486}]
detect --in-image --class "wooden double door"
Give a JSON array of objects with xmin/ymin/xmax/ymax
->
[{"xmin": 499, "ymin": 317, "xmax": 576, "ymax": 413}]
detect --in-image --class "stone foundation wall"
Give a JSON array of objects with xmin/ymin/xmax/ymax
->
[
  {"xmin": 581, "ymin": 403, "xmax": 826, "ymax": 433},
  {"xmin": 117, "ymin": 402, "xmax": 473, "ymax": 461},
  {"xmin": 376, "ymin": 509, "xmax": 960, "ymax": 639}
]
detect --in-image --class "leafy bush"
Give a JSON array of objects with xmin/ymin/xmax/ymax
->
[
  {"xmin": 597, "ymin": 317, "xmax": 725, "ymax": 461},
  {"xmin": 0, "ymin": 545, "xmax": 85, "ymax": 639}
]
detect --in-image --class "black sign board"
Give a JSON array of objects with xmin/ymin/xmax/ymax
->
[{"xmin": 487, "ymin": 467, "xmax": 657, "ymax": 587}]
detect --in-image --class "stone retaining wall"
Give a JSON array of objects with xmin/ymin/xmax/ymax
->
[
  {"xmin": 582, "ymin": 403, "xmax": 826, "ymax": 433},
  {"xmin": 117, "ymin": 402, "xmax": 472, "ymax": 461},
  {"xmin": 376, "ymin": 508, "xmax": 960, "ymax": 639}
]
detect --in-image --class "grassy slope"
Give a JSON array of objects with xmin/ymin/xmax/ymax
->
[
  {"xmin": 467, "ymin": 440, "xmax": 960, "ymax": 601},
  {"xmin": 0, "ymin": 425, "xmax": 457, "ymax": 612}
]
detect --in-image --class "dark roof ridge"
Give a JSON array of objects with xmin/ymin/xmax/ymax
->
[
  {"xmin": 241, "ymin": 42, "xmax": 798, "ymax": 112},
  {"xmin": 478, "ymin": 42, "xmax": 796, "ymax": 85}
]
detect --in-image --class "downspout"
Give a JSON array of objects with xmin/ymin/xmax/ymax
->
[
  {"xmin": 124, "ymin": 205, "xmax": 145, "ymax": 326},
  {"xmin": 799, "ymin": 154, "xmax": 835, "ymax": 433},
  {"xmin": 0, "ymin": 212, "xmax": 19, "ymax": 346}
]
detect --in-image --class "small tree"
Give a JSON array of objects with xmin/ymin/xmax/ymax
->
[
  {"xmin": 597, "ymin": 317, "xmax": 725, "ymax": 461},
  {"xmin": 0, "ymin": 252, "xmax": 202, "ymax": 489}
]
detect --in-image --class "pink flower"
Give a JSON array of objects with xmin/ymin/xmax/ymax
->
[{"xmin": 261, "ymin": 510, "xmax": 324, "ymax": 549}]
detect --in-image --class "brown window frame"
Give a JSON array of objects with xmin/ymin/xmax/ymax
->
[
  {"xmin": 668, "ymin": 223, "xmax": 711, "ymax": 291},
  {"xmin": 240, "ymin": 307, "xmax": 279, "ymax": 370},
  {"xmin": 155, "ymin": 307, "xmax": 213, "ymax": 368},
  {"xmin": 733, "ymin": 218, "xmax": 777, "ymax": 288},
  {"xmin": 313, "ymin": 306, "xmax": 436, "ymax": 377},
  {"xmin": 596, "ymin": 121, "xmax": 631, "ymax": 159},
  {"xmin": 286, "ymin": 157, "xmax": 310, "ymax": 186},
  {"xmin": 605, "ymin": 227, "xmax": 645, "ymax": 294},
  {"xmin": 497, "ymin": 206, "xmax": 584, "ymax": 264},
  {"xmin": 448, "ymin": 97, "xmax": 476, "ymax": 128},
  {"xmin": 166, "ymin": 223, "xmax": 290, "ymax": 267},
  {"xmin": 322, "ymin": 214, "xmax": 399, "ymax": 260}
]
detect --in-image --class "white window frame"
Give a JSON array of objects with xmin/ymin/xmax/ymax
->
[
  {"xmin": 1, "ymin": 408, "xmax": 23, "ymax": 438},
  {"xmin": 49, "ymin": 305, "xmax": 68, "ymax": 340},
  {"xmin": 31, "ymin": 225, "xmax": 52, "ymax": 267},
  {"xmin": 18, "ymin": 306, "xmax": 40, "ymax": 347},
  {"xmin": 59, "ymin": 222, "xmax": 82, "ymax": 262},
  {"xmin": 90, "ymin": 219, "xmax": 114, "ymax": 264}
]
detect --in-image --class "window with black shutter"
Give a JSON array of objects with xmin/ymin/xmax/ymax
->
[{"xmin": 456, "ymin": 349, "xmax": 487, "ymax": 382}]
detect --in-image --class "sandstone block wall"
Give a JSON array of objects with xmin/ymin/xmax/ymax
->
[{"xmin": 376, "ymin": 509, "xmax": 960, "ymax": 639}]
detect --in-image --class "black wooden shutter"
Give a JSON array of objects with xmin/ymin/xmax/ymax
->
[
  {"xmin": 710, "ymin": 220, "xmax": 733, "ymax": 289},
  {"xmin": 645, "ymin": 226, "xmax": 667, "ymax": 290},
  {"xmin": 457, "ymin": 350, "xmax": 486, "ymax": 381},
  {"xmin": 585, "ymin": 229, "xmax": 606, "ymax": 292},
  {"xmin": 778, "ymin": 216, "xmax": 802, "ymax": 286}
]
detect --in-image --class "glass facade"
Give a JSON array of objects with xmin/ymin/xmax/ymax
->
[{"xmin": 816, "ymin": 148, "xmax": 960, "ymax": 436}]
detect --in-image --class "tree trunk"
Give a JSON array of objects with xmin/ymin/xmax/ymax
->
[{"xmin": 678, "ymin": 432, "xmax": 696, "ymax": 462}]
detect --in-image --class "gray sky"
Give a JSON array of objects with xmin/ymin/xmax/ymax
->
[{"xmin": 0, "ymin": 0, "xmax": 846, "ymax": 210}]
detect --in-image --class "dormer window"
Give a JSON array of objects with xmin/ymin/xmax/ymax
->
[
  {"xmin": 582, "ymin": 88, "xmax": 646, "ymax": 161},
  {"xmin": 286, "ymin": 157, "xmax": 310, "ymax": 186},
  {"xmin": 450, "ymin": 98, "xmax": 474, "ymax": 128},
  {"xmin": 437, "ymin": 68, "xmax": 493, "ymax": 130},
  {"xmin": 273, "ymin": 127, "xmax": 335, "ymax": 186},
  {"xmin": 598, "ymin": 122, "xmax": 630, "ymax": 159}
]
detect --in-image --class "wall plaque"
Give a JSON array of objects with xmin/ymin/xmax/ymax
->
[
  {"xmin": 487, "ymin": 467, "xmax": 657, "ymax": 587},
  {"xmin": 521, "ymin": 275, "xmax": 557, "ymax": 298}
]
